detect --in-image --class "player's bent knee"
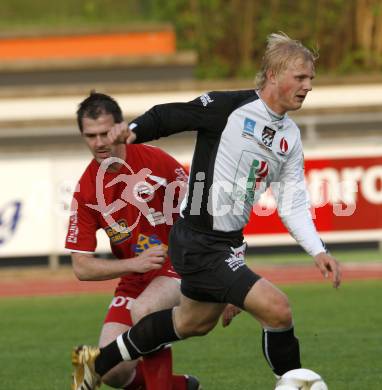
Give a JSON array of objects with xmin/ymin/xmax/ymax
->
[
  {"xmin": 190, "ymin": 321, "xmax": 216, "ymax": 337},
  {"xmin": 271, "ymin": 303, "xmax": 293, "ymax": 328},
  {"xmin": 180, "ymin": 323, "xmax": 214, "ymax": 337},
  {"xmin": 131, "ymin": 303, "xmax": 156, "ymax": 324},
  {"xmin": 266, "ymin": 293, "xmax": 293, "ymax": 328},
  {"xmin": 176, "ymin": 316, "xmax": 218, "ymax": 338},
  {"xmin": 245, "ymin": 280, "xmax": 293, "ymax": 329}
]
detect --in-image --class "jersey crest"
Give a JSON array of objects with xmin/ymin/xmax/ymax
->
[{"xmin": 261, "ymin": 126, "xmax": 276, "ymax": 147}]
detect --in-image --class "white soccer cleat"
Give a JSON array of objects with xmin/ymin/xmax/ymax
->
[
  {"xmin": 310, "ymin": 381, "xmax": 328, "ymax": 390},
  {"xmin": 71, "ymin": 345, "xmax": 101, "ymax": 390},
  {"xmin": 282, "ymin": 368, "xmax": 322, "ymax": 382},
  {"xmin": 275, "ymin": 368, "xmax": 328, "ymax": 390},
  {"xmin": 275, "ymin": 386, "xmax": 301, "ymax": 390}
]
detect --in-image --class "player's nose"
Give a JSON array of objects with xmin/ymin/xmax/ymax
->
[
  {"xmin": 94, "ymin": 134, "xmax": 105, "ymax": 146},
  {"xmin": 303, "ymin": 78, "xmax": 313, "ymax": 91}
]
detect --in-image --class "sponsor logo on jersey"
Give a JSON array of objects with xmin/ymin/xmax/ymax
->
[
  {"xmin": 200, "ymin": 93, "xmax": 214, "ymax": 107},
  {"xmin": 242, "ymin": 118, "xmax": 256, "ymax": 139},
  {"xmin": 105, "ymin": 219, "xmax": 132, "ymax": 244},
  {"xmin": 262, "ymin": 126, "xmax": 276, "ymax": 147},
  {"xmin": 279, "ymin": 137, "xmax": 289, "ymax": 154},
  {"xmin": 132, "ymin": 233, "xmax": 168, "ymax": 255},
  {"xmin": 246, "ymin": 160, "xmax": 269, "ymax": 202},
  {"xmin": 67, "ymin": 212, "xmax": 79, "ymax": 244}
]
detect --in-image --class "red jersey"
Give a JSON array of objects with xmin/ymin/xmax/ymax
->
[{"xmin": 65, "ymin": 144, "xmax": 188, "ymax": 291}]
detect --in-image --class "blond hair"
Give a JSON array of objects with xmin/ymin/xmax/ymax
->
[{"xmin": 255, "ymin": 32, "xmax": 318, "ymax": 90}]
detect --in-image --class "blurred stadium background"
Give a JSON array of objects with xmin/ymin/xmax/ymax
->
[
  {"xmin": 0, "ymin": 0, "xmax": 381, "ymax": 267},
  {"xmin": 0, "ymin": 2, "xmax": 382, "ymax": 390}
]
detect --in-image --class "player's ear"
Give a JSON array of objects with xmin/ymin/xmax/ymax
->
[{"xmin": 266, "ymin": 69, "xmax": 277, "ymax": 85}]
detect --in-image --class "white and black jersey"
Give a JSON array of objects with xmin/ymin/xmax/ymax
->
[{"xmin": 130, "ymin": 90, "xmax": 325, "ymax": 256}]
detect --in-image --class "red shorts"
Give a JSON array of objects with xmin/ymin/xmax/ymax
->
[{"xmin": 103, "ymin": 259, "xmax": 180, "ymax": 326}]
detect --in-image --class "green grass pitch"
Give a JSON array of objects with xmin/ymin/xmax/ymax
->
[{"xmin": 0, "ymin": 280, "xmax": 381, "ymax": 389}]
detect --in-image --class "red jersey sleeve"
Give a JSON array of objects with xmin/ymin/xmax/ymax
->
[{"xmin": 65, "ymin": 186, "xmax": 99, "ymax": 253}]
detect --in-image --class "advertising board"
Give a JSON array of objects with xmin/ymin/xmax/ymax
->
[{"xmin": 0, "ymin": 147, "xmax": 381, "ymax": 257}]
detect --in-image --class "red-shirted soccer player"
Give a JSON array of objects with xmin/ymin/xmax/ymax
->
[{"xmin": 66, "ymin": 92, "xmax": 200, "ymax": 390}]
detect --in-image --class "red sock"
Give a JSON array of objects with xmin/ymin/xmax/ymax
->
[
  {"xmin": 172, "ymin": 375, "xmax": 187, "ymax": 390},
  {"xmin": 141, "ymin": 347, "xmax": 173, "ymax": 390},
  {"xmin": 124, "ymin": 361, "xmax": 145, "ymax": 390}
]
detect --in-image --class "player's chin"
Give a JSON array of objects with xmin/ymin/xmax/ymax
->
[
  {"xmin": 95, "ymin": 156, "xmax": 110, "ymax": 164},
  {"xmin": 289, "ymin": 101, "xmax": 303, "ymax": 111}
]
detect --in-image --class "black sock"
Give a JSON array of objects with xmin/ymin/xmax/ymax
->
[
  {"xmin": 95, "ymin": 340, "xmax": 123, "ymax": 377},
  {"xmin": 95, "ymin": 309, "xmax": 180, "ymax": 377},
  {"xmin": 262, "ymin": 327, "xmax": 301, "ymax": 376}
]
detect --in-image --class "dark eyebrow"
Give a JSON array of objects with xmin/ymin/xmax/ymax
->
[{"xmin": 83, "ymin": 130, "xmax": 109, "ymax": 137}]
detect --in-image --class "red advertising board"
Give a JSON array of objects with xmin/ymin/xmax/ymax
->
[{"xmin": 244, "ymin": 152, "xmax": 382, "ymax": 243}]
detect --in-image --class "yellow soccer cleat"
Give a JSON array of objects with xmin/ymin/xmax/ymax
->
[{"xmin": 71, "ymin": 345, "xmax": 101, "ymax": 390}]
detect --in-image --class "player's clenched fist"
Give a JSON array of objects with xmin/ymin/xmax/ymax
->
[
  {"xmin": 131, "ymin": 245, "xmax": 167, "ymax": 273},
  {"xmin": 107, "ymin": 121, "xmax": 131, "ymax": 144}
]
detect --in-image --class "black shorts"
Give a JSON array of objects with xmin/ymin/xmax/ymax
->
[{"xmin": 169, "ymin": 219, "xmax": 261, "ymax": 308}]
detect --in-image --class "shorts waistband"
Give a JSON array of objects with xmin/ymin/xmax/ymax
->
[{"xmin": 178, "ymin": 217, "xmax": 244, "ymax": 240}]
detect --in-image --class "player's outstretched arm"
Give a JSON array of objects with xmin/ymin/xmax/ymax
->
[{"xmin": 313, "ymin": 252, "xmax": 342, "ymax": 289}]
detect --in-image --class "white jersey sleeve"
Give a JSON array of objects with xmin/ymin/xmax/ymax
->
[{"xmin": 275, "ymin": 137, "xmax": 325, "ymax": 257}]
